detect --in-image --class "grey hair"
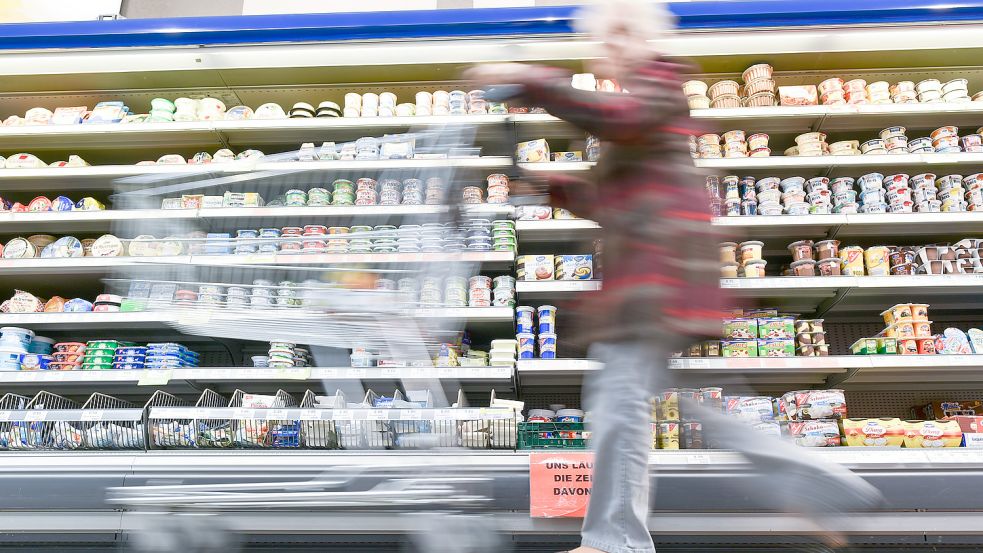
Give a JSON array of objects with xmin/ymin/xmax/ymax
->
[{"xmin": 572, "ymin": 0, "xmax": 676, "ymax": 52}]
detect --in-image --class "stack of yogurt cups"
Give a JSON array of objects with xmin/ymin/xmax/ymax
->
[
  {"xmin": 791, "ymin": 132, "xmax": 827, "ymax": 157},
  {"xmin": 855, "ymin": 173, "xmax": 888, "ymax": 214},
  {"xmin": 939, "ymin": 175, "xmax": 970, "ymax": 212},
  {"xmin": 831, "ymin": 177, "xmax": 859, "ymax": 214},
  {"xmin": 931, "ymin": 126, "xmax": 962, "ymax": 153},
  {"xmin": 516, "ymin": 305, "xmax": 558, "ymax": 360},
  {"xmin": 0, "ymin": 327, "xmax": 33, "ymax": 370},
  {"xmin": 695, "ymin": 133, "xmax": 722, "ymax": 159},
  {"xmin": 803, "ymin": 177, "xmax": 833, "ymax": 214},
  {"xmin": 964, "ymin": 174, "xmax": 983, "ymax": 211},
  {"xmin": 267, "ymin": 341, "xmax": 296, "ymax": 369},
  {"xmin": 486, "ymin": 174, "xmax": 510, "ymax": 204},
  {"xmin": 911, "ymin": 173, "xmax": 942, "ymax": 213},
  {"xmin": 883, "ymin": 174, "xmax": 915, "ymax": 213},
  {"xmin": 148, "ymin": 98, "xmax": 177, "ymax": 123},
  {"xmin": 493, "ymin": 276, "xmax": 516, "ymax": 308},
  {"xmin": 722, "ymin": 130, "xmax": 749, "ymax": 158},
  {"xmin": 888, "ymin": 81, "xmax": 918, "ymax": 103},
  {"xmin": 775, "ymin": 176, "xmax": 811, "ymax": 215},
  {"xmin": 467, "ymin": 276, "xmax": 492, "ymax": 307}
]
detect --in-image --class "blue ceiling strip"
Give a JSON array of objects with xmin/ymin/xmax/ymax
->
[{"xmin": 0, "ymin": 1, "xmax": 980, "ymax": 50}]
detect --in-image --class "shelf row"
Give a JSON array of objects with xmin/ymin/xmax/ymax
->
[
  {"xmin": 0, "ymin": 210, "xmax": 978, "ymax": 239},
  {"xmin": 7, "ymin": 104, "xmax": 983, "ymax": 151},
  {"xmin": 0, "ymin": 356, "xmax": 980, "ymax": 390},
  {"xmin": 8, "ymin": 153, "xmax": 983, "ymax": 191}
]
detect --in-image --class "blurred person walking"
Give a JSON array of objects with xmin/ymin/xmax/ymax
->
[{"xmin": 468, "ymin": 1, "xmax": 882, "ymax": 552}]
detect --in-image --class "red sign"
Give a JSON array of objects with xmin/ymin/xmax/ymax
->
[{"xmin": 529, "ymin": 452, "xmax": 594, "ymax": 518}]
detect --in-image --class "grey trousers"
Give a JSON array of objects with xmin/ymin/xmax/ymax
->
[{"xmin": 580, "ymin": 341, "xmax": 833, "ymax": 553}]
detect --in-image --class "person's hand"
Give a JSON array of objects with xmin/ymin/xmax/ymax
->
[{"xmin": 463, "ymin": 63, "xmax": 529, "ymax": 86}]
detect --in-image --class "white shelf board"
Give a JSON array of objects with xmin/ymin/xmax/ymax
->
[
  {"xmin": 722, "ymin": 275, "xmax": 983, "ymax": 293},
  {"xmin": 0, "ymin": 205, "xmax": 514, "ymax": 233},
  {"xmin": 0, "ymin": 157, "xmax": 514, "ymax": 191},
  {"xmin": 696, "ymin": 152, "xmax": 983, "ymax": 172},
  {"xmin": 515, "ymin": 280, "xmax": 602, "ymax": 300},
  {"xmin": 0, "ymin": 307, "xmax": 514, "ymax": 331},
  {"xmin": 0, "ymin": 365, "xmax": 514, "ymax": 386},
  {"xmin": 0, "ymin": 251, "xmax": 515, "ymax": 276},
  {"xmin": 514, "ymin": 219, "xmax": 601, "ymax": 242},
  {"xmin": 713, "ymin": 212, "xmax": 983, "ymax": 239}
]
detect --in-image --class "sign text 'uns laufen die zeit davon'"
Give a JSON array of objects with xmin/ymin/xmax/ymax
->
[{"xmin": 529, "ymin": 452, "xmax": 595, "ymax": 518}]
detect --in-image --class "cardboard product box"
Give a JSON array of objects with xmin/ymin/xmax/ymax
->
[
  {"xmin": 944, "ymin": 415, "xmax": 983, "ymax": 447},
  {"xmin": 913, "ymin": 400, "xmax": 983, "ymax": 420}
]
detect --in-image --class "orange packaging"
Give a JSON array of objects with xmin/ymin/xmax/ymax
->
[
  {"xmin": 945, "ymin": 415, "xmax": 983, "ymax": 434},
  {"xmin": 842, "ymin": 418, "xmax": 905, "ymax": 447},
  {"xmin": 840, "ymin": 246, "xmax": 865, "ymax": 276},
  {"xmin": 903, "ymin": 419, "xmax": 962, "ymax": 448}
]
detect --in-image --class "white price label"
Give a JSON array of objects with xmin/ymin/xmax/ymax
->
[
  {"xmin": 437, "ymin": 367, "xmax": 455, "ymax": 378},
  {"xmin": 0, "ymin": 412, "xmax": 11, "ymax": 421},
  {"xmin": 138, "ymin": 369, "xmax": 172, "ymax": 386},
  {"xmin": 436, "ymin": 409, "xmax": 456, "ymax": 420},
  {"xmin": 25, "ymin": 411, "xmax": 47, "ymax": 421},
  {"xmin": 278, "ymin": 368, "xmax": 310, "ymax": 380},
  {"xmin": 81, "ymin": 411, "xmax": 103, "ymax": 421},
  {"xmin": 347, "ymin": 368, "xmax": 368, "ymax": 378},
  {"xmin": 400, "ymin": 409, "xmax": 422, "ymax": 421},
  {"xmin": 320, "ymin": 369, "xmax": 339, "ymax": 378},
  {"xmin": 411, "ymin": 367, "xmax": 429, "ymax": 378},
  {"xmin": 686, "ymin": 454, "xmax": 710, "ymax": 465},
  {"xmin": 300, "ymin": 409, "xmax": 318, "ymax": 420},
  {"xmin": 459, "ymin": 408, "xmax": 479, "ymax": 420},
  {"xmin": 366, "ymin": 409, "xmax": 388, "ymax": 420},
  {"xmin": 192, "ymin": 409, "xmax": 211, "ymax": 419},
  {"xmin": 333, "ymin": 409, "xmax": 354, "ymax": 420},
  {"xmin": 963, "ymin": 434, "xmax": 983, "ymax": 448},
  {"xmin": 381, "ymin": 368, "xmax": 400, "ymax": 378},
  {"xmin": 687, "ymin": 358, "xmax": 710, "ymax": 368},
  {"xmin": 267, "ymin": 409, "xmax": 288, "ymax": 420},
  {"xmin": 668, "ymin": 359, "xmax": 683, "ymax": 369},
  {"xmin": 233, "ymin": 409, "xmax": 256, "ymax": 419},
  {"xmin": 720, "ymin": 279, "xmax": 740, "ymax": 288}
]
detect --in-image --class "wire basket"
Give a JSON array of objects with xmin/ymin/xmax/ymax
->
[
  {"xmin": 517, "ymin": 422, "xmax": 588, "ymax": 450},
  {"xmin": 229, "ymin": 389, "xmax": 301, "ymax": 449},
  {"xmin": 79, "ymin": 393, "xmax": 145, "ymax": 450},
  {"xmin": 145, "ymin": 391, "xmax": 194, "ymax": 449}
]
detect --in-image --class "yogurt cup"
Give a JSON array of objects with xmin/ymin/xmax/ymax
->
[
  {"xmin": 738, "ymin": 241, "xmax": 764, "ymax": 263},
  {"xmin": 790, "ymin": 259, "xmax": 817, "ymax": 276},
  {"xmin": 721, "ymin": 263, "xmax": 740, "ymax": 278},
  {"xmin": 537, "ymin": 305, "xmax": 557, "ymax": 334},
  {"xmin": 517, "ymin": 333, "xmax": 536, "ymax": 359},
  {"xmin": 785, "ymin": 202, "xmax": 810, "ymax": 215},
  {"xmin": 720, "ymin": 242, "xmax": 738, "ymax": 264},
  {"xmin": 742, "ymin": 259, "xmax": 767, "ymax": 278},
  {"xmin": 537, "ymin": 333, "xmax": 557, "ymax": 359},
  {"xmin": 780, "ymin": 177, "xmax": 806, "ymax": 193},
  {"xmin": 817, "ymin": 258, "xmax": 842, "ymax": 276},
  {"xmin": 516, "ymin": 306, "xmax": 535, "ymax": 334},
  {"xmin": 788, "ymin": 240, "xmax": 815, "ymax": 261},
  {"xmin": 759, "ymin": 202, "xmax": 783, "ymax": 216}
]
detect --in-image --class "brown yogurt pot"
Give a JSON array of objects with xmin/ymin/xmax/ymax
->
[
  {"xmin": 890, "ymin": 262, "xmax": 916, "ymax": 275},
  {"xmin": 719, "ymin": 242, "xmax": 738, "ymax": 264},
  {"xmin": 817, "ymin": 258, "xmax": 841, "ymax": 276},
  {"xmin": 790, "ymin": 259, "xmax": 817, "ymax": 276},
  {"xmin": 720, "ymin": 262, "xmax": 740, "ymax": 278},
  {"xmin": 814, "ymin": 239, "xmax": 840, "ymax": 259},
  {"xmin": 788, "ymin": 239, "xmax": 815, "ymax": 261}
]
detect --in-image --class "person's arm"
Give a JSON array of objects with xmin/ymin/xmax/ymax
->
[
  {"xmin": 543, "ymin": 172, "xmax": 599, "ymax": 220},
  {"xmin": 512, "ymin": 62, "xmax": 689, "ymax": 141}
]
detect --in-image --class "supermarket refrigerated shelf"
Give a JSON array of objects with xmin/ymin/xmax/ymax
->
[
  {"xmin": 514, "ymin": 279, "xmax": 602, "ymax": 300},
  {"xmin": 0, "ymin": 157, "xmax": 515, "ymax": 191},
  {"xmin": 712, "ymin": 212, "xmax": 983, "ymax": 240},
  {"xmin": 514, "ymin": 219, "xmax": 602, "ymax": 243},
  {"xmin": 0, "ymin": 205, "xmax": 514, "ymax": 234},
  {"xmin": 690, "ymin": 102, "xmax": 983, "ymax": 133},
  {"xmin": 8, "ymin": 104, "xmax": 983, "ymax": 152},
  {"xmin": 1, "ymin": 450, "xmax": 983, "ymax": 544},
  {"xmin": 0, "ymin": 250, "xmax": 516, "ymax": 275},
  {"xmin": 0, "ymin": 365, "xmax": 513, "ymax": 386},
  {"xmin": 0, "ymin": 307, "xmax": 515, "ymax": 335}
]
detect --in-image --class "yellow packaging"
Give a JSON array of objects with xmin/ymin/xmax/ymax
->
[
  {"xmin": 903, "ymin": 419, "xmax": 963, "ymax": 448},
  {"xmin": 516, "ymin": 139, "xmax": 550, "ymax": 163},
  {"xmin": 658, "ymin": 421, "xmax": 680, "ymax": 449},
  {"xmin": 864, "ymin": 246, "xmax": 891, "ymax": 276},
  {"xmin": 842, "ymin": 418, "xmax": 905, "ymax": 447},
  {"xmin": 839, "ymin": 246, "xmax": 865, "ymax": 276},
  {"xmin": 660, "ymin": 389, "xmax": 680, "ymax": 420}
]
